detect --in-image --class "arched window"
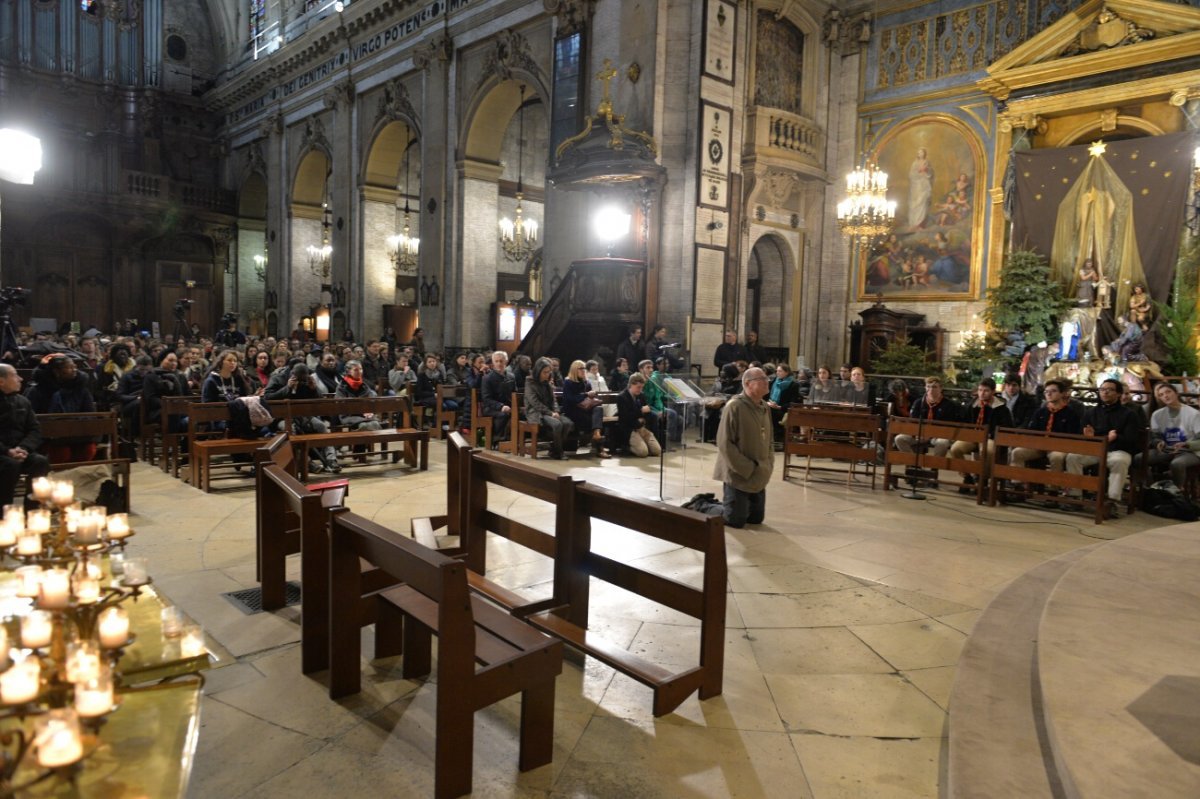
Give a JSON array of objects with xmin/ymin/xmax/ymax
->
[{"xmin": 754, "ymin": 12, "xmax": 805, "ymax": 116}]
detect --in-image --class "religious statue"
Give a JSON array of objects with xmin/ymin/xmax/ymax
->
[
  {"xmin": 1094, "ymin": 270, "xmax": 1113, "ymax": 310},
  {"xmin": 1075, "ymin": 259, "xmax": 1098, "ymax": 307},
  {"xmin": 1103, "ymin": 315, "xmax": 1145, "ymax": 362},
  {"xmin": 1060, "ymin": 317, "xmax": 1079, "ymax": 362},
  {"xmin": 1128, "ymin": 282, "xmax": 1153, "ymax": 330}
]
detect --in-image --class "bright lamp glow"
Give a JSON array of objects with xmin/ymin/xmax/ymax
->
[
  {"xmin": 593, "ymin": 206, "xmax": 631, "ymax": 243},
  {"xmin": 0, "ymin": 129, "xmax": 42, "ymax": 185}
]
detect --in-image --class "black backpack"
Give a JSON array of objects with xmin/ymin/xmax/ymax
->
[{"xmin": 1141, "ymin": 481, "xmax": 1200, "ymax": 521}]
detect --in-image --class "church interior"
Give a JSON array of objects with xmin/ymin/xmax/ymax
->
[{"xmin": 0, "ymin": 0, "xmax": 1199, "ymax": 796}]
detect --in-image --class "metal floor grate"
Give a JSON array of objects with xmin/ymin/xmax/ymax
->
[{"xmin": 221, "ymin": 581, "xmax": 302, "ymax": 615}]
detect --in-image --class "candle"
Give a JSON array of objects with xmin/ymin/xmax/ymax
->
[
  {"xmin": 31, "ymin": 477, "xmax": 53, "ymax": 501},
  {"xmin": 74, "ymin": 574, "xmax": 101, "ymax": 605},
  {"xmin": 66, "ymin": 641, "xmax": 101, "ymax": 684},
  {"xmin": 97, "ymin": 607, "xmax": 129, "ymax": 649},
  {"xmin": 74, "ymin": 666, "xmax": 114, "ymax": 718},
  {"xmin": 105, "ymin": 513, "xmax": 130, "ymax": 540},
  {"xmin": 121, "ymin": 557, "xmax": 148, "ymax": 586},
  {"xmin": 15, "ymin": 529, "xmax": 42, "ymax": 556},
  {"xmin": 161, "ymin": 606, "xmax": 184, "ymax": 638},
  {"xmin": 0, "ymin": 656, "xmax": 41, "ymax": 704},
  {"xmin": 50, "ymin": 480, "xmax": 74, "ymax": 506},
  {"xmin": 180, "ymin": 624, "xmax": 206, "ymax": 658},
  {"xmin": 34, "ymin": 709, "xmax": 84, "ymax": 768},
  {"xmin": 109, "ymin": 552, "xmax": 126, "ymax": 577},
  {"xmin": 21, "ymin": 610, "xmax": 54, "ymax": 649},
  {"xmin": 15, "ymin": 565, "xmax": 42, "ymax": 598},
  {"xmin": 74, "ymin": 517, "xmax": 102, "ymax": 546},
  {"xmin": 64, "ymin": 505, "xmax": 81, "ymax": 534},
  {"xmin": 0, "ymin": 626, "xmax": 8, "ymax": 661},
  {"xmin": 38, "ymin": 568, "xmax": 71, "ymax": 609},
  {"xmin": 27, "ymin": 509, "xmax": 51, "ymax": 534}
]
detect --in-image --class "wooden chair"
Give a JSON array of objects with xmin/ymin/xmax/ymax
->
[
  {"xmin": 503, "ymin": 391, "xmax": 541, "ymax": 458},
  {"xmin": 782, "ymin": 406, "xmax": 883, "ymax": 488},
  {"xmin": 328, "ymin": 509, "xmax": 562, "ymax": 799},
  {"xmin": 159, "ymin": 395, "xmax": 194, "ymax": 477},
  {"xmin": 469, "ymin": 389, "xmax": 493, "ymax": 450},
  {"xmin": 433, "ymin": 384, "xmax": 461, "ymax": 440}
]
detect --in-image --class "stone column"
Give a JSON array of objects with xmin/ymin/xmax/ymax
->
[
  {"xmin": 455, "ymin": 159, "xmax": 504, "ymax": 348},
  {"xmin": 416, "ymin": 34, "xmax": 451, "ymax": 351},
  {"xmin": 259, "ymin": 112, "xmax": 288, "ymax": 331},
  {"xmin": 325, "ymin": 81, "xmax": 356, "ymax": 338}
]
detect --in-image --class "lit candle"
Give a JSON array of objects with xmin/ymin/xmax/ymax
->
[
  {"xmin": 0, "ymin": 521, "xmax": 15, "ymax": 547},
  {"xmin": 180, "ymin": 624, "xmax": 206, "ymax": 658},
  {"xmin": 21, "ymin": 610, "xmax": 54, "ymax": 649},
  {"xmin": 15, "ymin": 529, "xmax": 42, "ymax": 556},
  {"xmin": 0, "ymin": 656, "xmax": 41, "ymax": 704},
  {"xmin": 64, "ymin": 504, "xmax": 81, "ymax": 533},
  {"xmin": 31, "ymin": 477, "xmax": 52, "ymax": 502},
  {"xmin": 121, "ymin": 557, "xmax": 148, "ymax": 586},
  {"xmin": 74, "ymin": 574, "xmax": 101, "ymax": 605},
  {"xmin": 0, "ymin": 626, "xmax": 7, "ymax": 661},
  {"xmin": 38, "ymin": 568, "xmax": 71, "ymax": 609},
  {"xmin": 50, "ymin": 481, "xmax": 74, "ymax": 507},
  {"xmin": 27, "ymin": 509, "xmax": 51, "ymax": 533},
  {"xmin": 15, "ymin": 565, "xmax": 42, "ymax": 598},
  {"xmin": 74, "ymin": 666, "xmax": 113, "ymax": 718},
  {"xmin": 74, "ymin": 517, "xmax": 101, "ymax": 546},
  {"xmin": 34, "ymin": 709, "xmax": 83, "ymax": 768},
  {"xmin": 65, "ymin": 641, "xmax": 101, "ymax": 684},
  {"xmin": 161, "ymin": 606, "xmax": 184, "ymax": 638},
  {"xmin": 97, "ymin": 607, "xmax": 129, "ymax": 649},
  {"xmin": 105, "ymin": 513, "xmax": 130, "ymax": 540},
  {"xmin": 109, "ymin": 552, "xmax": 126, "ymax": 577}
]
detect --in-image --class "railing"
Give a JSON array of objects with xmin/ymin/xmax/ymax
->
[
  {"xmin": 745, "ymin": 106, "xmax": 824, "ymax": 168},
  {"xmin": 121, "ymin": 170, "xmax": 236, "ymax": 212}
]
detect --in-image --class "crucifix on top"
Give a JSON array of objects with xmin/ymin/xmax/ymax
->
[{"xmin": 595, "ymin": 59, "xmax": 618, "ymax": 122}]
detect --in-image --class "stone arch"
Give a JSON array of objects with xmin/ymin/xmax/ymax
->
[
  {"xmin": 1053, "ymin": 116, "xmax": 1166, "ymax": 148},
  {"xmin": 461, "ymin": 75, "xmax": 550, "ymax": 165},
  {"xmin": 749, "ymin": 1, "xmax": 823, "ymax": 120},
  {"xmin": 292, "ymin": 148, "xmax": 331, "ymax": 209},
  {"xmin": 747, "ymin": 233, "xmax": 794, "ymax": 349},
  {"xmin": 290, "ymin": 148, "xmax": 333, "ymax": 331},
  {"xmin": 363, "ymin": 117, "xmax": 420, "ymax": 189},
  {"xmin": 362, "ymin": 119, "xmax": 423, "ymax": 329}
]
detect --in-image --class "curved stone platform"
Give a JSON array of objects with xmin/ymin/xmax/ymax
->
[
  {"xmin": 1039, "ymin": 524, "xmax": 1200, "ymax": 797},
  {"xmin": 949, "ymin": 524, "xmax": 1200, "ymax": 798}
]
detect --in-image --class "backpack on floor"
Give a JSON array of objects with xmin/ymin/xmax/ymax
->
[{"xmin": 1141, "ymin": 481, "xmax": 1200, "ymax": 521}]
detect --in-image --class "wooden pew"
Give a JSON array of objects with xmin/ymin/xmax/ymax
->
[
  {"xmin": 410, "ymin": 431, "xmax": 473, "ymax": 550},
  {"xmin": 37, "ymin": 410, "xmax": 131, "ymax": 510},
  {"xmin": 468, "ymin": 388, "xmax": 493, "ymax": 450},
  {"xmin": 276, "ymin": 396, "xmax": 426, "ymax": 479},
  {"xmin": 782, "ymin": 406, "xmax": 883, "ymax": 488},
  {"xmin": 328, "ymin": 510, "xmax": 562, "ymax": 799},
  {"xmin": 252, "ymin": 434, "xmax": 347, "ymax": 604},
  {"xmin": 988, "ymin": 427, "xmax": 1110, "ymax": 523},
  {"xmin": 883, "ymin": 417, "xmax": 991, "ymax": 503},
  {"xmin": 184, "ymin": 403, "xmax": 267, "ymax": 492},
  {"xmin": 159, "ymin": 395, "xmax": 195, "ymax": 477}
]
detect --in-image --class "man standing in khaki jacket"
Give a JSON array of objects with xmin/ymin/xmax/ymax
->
[{"xmin": 712, "ymin": 366, "xmax": 774, "ymax": 528}]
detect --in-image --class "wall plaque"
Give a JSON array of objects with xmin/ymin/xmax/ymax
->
[
  {"xmin": 698, "ymin": 102, "xmax": 731, "ymax": 210},
  {"xmin": 694, "ymin": 245, "xmax": 726, "ymax": 322},
  {"xmin": 702, "ymin": 0, "xmax": 736, "ymax": 84}
]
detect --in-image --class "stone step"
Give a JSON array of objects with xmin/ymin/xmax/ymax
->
[{"xmin": 947, "ymin": 545, "xmax": 1098, "ymax": 798}]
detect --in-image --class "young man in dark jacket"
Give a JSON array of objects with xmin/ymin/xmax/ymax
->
[
  {"xmin": 1065, "ymin": 378, "xmax": 1142, "ymax": 516},
  {"xmin": 616, "ymin": 373, "xmax": 661, "ymax": 457},
  {"xmin": 0, "ymin": 364, "xmax": 50, "ymax": 507},
  {"xmin": 950, "ymin": 377, "xmax": 1013, "ymax": 492}
]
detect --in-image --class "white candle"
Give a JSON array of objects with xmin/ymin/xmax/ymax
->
[
  {"xmin": 74, "ymin": 574, "xmax": 101, "ymax": 605},
  {"xmin": 38, "ymin": 568, "xmax": 71, "ymax": 609},
  {"xmin": 21, "ymin": 610, "xmax": 54, "ymax": 649},
  {"xmin": 161, "ymin": 607, "xmax": 184, "ymax": 638},
  {"xmin": 0, "ymin": 626, "xmax": 7, "ymax": 660},
  {"xmin": 15, "ymin": 529, "xmax": 42, "ymax": 556},
  {"xmin": 50, "ymin": 481, "xmax": 74, "ymax": 506},
  {"xmin": 64, "ymin": 505, "xmax": 81, "ymax": 534},
  {"xmin": 0, "ymin": 656, "xmax": 40, "ymax": 704},
  {"xmin": 108, "ymin": 552, "xmax": 125, "ymax": 577},
  {"xmin": 74, "ymin": 669, "xmax": 114, "ymax": 718},
  {"xmin": 15, "ymin": 565, "xmax": 42, "ymax": 598},
  {"xmin": 180, "ymin": 624, "xmax": 206, "ymax": 658},
  {"xmin": 65, "ymin": 641, "xmax": 101, "ymax": 684},
  {"xmin": 74, "ymin": 518, "xmax": 102, "ymax": 545},
  {"xmin": 34, "ymin": 710, "xmax": 83, "ymax": 768},
  {"xmin": 31, "ymin": 477, "xmax": 52, "ymax": 501},
  {"xmin": 121, "ymin": 557, "xmax": 148, "ymax": 586},
  {"xmin": 105, "ymin": 513, "xmax": 130, "ymax": 540},
  {"xmin": 97, "ymin": 607, "xmax": 129, "ymax": 649},
  {"xmin": 27, "ymin": 510, "xmax": 51, "ymax": 534}
]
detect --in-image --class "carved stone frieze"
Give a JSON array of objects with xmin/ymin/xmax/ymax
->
[
  {"xmin": 997, "ymin": 112, "xmax": 1046, "ymax": 134},
  {"xmin": 322, "ymin": 79, "xmax": 355, "ymax": 112},
  {"xmin": 247, "ymin": 142, "xmax": 267, "ymax": 177},
  {"xmin": 762, "ymin": 169, "xmax": 801, "ymax": 208},
  {"xmin": 302, "ymin": 115, "xmax": 331, "ymax": 153},
  {"xmin": 543, "ymin": 0, "xmax": 595, "ymax": 37},
  {"xmin": 482, "ymin": 29, "xmax": 544, "ymax": 84},
  {"xmin": 257, "ymin": 111, "xmax": 283, "ymax": 139},
  {"xmin": 377, "ymin": 78, "xmax": 418, "ymax": 127},
  {"xmin": 412, "ymin": 33, "xmax": 452, "ymax": 71}
]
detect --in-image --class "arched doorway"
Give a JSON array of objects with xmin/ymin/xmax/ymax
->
[
  {"xmin": 457, "ymin": 77, "xmax": 548, "ymax": 346},
  {"xmin": 236, "ymin": 172, "xmax": 268, "ymax": 333},
  {"xmin": 291, "ymin": 148, "xmax": 331, "ymax": 335},
  {"xmin": 746, "ymin": 234, "xmax": 793, "ymax": 349},
  {"xmin": 363, "ymin": 119, "xmax": 421, "ymax": 341}
]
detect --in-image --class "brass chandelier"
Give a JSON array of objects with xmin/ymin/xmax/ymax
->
[
  {"xmin": 836, "ymin": 162, "xmax": 895, "ymax": 240},
  {"xmin": 307, "ymin": 203, "xmax": 333, "ymax": 279},
  {"xmin": 498, "ymin": 85, "xmax": 539, "ymax": 262},
  {"xmin": 387, "ymin": 142, "xmax": 419, "ymax": 272}
]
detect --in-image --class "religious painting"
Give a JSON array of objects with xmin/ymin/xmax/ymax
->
[{"xmin": 857, "ymin": 115, "xmax": 985, "ymax": 301}]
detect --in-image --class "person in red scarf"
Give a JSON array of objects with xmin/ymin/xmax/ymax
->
[
  {"xmin": 1009, "ymin": 378, "xmax": 1081, "ymax": 474},
  {"xmin": 949, "ymin": 378, "xmax": 1013, "ymax": 493},
  {"xmin": 893, "ymin": 376, "xmax": 963, "ymax": 460},
  {"xmin": 335, "ymin": 360, "xmax": 381, "ymax": 431}
]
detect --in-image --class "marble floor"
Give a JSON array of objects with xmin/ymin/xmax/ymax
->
[{"xmin": 124, "ymin": 443, "xmax": 1169, "ymax": 798}]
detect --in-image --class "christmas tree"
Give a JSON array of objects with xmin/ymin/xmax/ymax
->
[
  {"xmin": 949, "ymin": 331, "xmax": 993, "ymax": 387},
  {"xmin": 984, "ymin": 249, "xmax": 1071, "ymax": 343}
]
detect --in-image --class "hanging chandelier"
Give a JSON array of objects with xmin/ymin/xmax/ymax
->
[
  {"xmin": 388, "ymin": 143, "xmax": 420, "ymax": 272},
  {"xmin": 836, "ymin": 162, "xmax": 895, "ymax": 240},
  {"xmin": 499, "ymin": 85, "xmax": 539, "ymax": 262},
  {"xmin": 307, "ymin": 203, "xmax": 333, "ymax": 279}
]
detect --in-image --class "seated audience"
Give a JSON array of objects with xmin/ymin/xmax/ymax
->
[
  {"xmin": 1066, "ymin": 379, "xmax": 1142, "ymax": 517},
  {"xmin": 949, "ymin": 378, "xmax": 1013, "ymax": 492},
  {"xmin": 0, "ymin": 364, "xmax": 50, "ymax": 507},
  {"xmin": 894, "ymin": 376, "xmax": 962, "ymax": 459},
  {"xmin": 525, "ymin": 357, "xmax": 574, "ymax": 460},
  {"xmin": 335, "ymin": 360, "xmax": 382, "ymax": 431},
  {"xmin": 1008, "ymin": 378, "xmax": 1081, "ymax": 477}
]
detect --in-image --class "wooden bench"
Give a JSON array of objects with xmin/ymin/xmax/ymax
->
[
  {"xmin": 185, "ymin": 403, "xmax": 268, "ymax": 492},
  {"xmin": 37, "ymin": 410, "xmax": 131, "ymax": 510},
  {"xmin": 883, "ymin": 417, "xmax": 991, "ymax": 503},
  {"xmin": 328, "ymin": 509, "xmax": 562, "ymax": 798},
  {"xmin": 504, "ymin": 391, "xmax": 541, "ymax": 457},
  {"xmin": 448, "ymin": 436, "xmax": 727, "ymax": 716},
  {"xmin": 782, "ymin": 406, "xmax": 883, "ymax": 488},
  {"xmin": 988, "ymin": 427, "xmax": 1110, "ymax": 523},
  {"xmin": 160, "ymin": 395, "xmax": 195, "ymax": 478},
  {"xmin": 272, "ymin": 396, "xmax": 424, "ymax": 478}
]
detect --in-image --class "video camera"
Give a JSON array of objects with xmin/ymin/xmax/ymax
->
[
  {"xmin": 0, "ymin": 286, "xmax": 32, "ymax": 316},
  {"xmin": 221, "ymin": 312, "xmax": 239, "ymax": 327},
  {"xmin": 172, "ymin": 298, "xmax": 194, "ymax": 319}
]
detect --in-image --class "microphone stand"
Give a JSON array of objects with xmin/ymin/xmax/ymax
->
[{"xmin": 901, "ymin": 411, "xmax": 930, "ymax": 501}]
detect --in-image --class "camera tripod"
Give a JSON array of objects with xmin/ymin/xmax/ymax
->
[
  {"xmin": 172, "ymin": 312, "xmax": 192, "ymax": 344},
  {"xmin": 0, "ymin": 312, "xmax": 19, "ymax": 362}
]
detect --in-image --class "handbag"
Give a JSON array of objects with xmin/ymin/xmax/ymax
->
[{"xmin": 578, "ymin": 397, "xmax": 602, "ymax": 411}]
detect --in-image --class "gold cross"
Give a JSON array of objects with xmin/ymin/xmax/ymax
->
[{"xmin": 596, "ymin": 58, "xmax": 617, "ymax": 117}]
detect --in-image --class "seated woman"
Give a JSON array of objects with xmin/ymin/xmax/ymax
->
[
  {"xmin": 413, "ymin": 353, "xmax": 460, "ymax": 427},
  {"xmin": 335, "ymin": 359, "xmax": 381, "ymax": 431},
  {"xmin": 561, "ymin": 359, "xmax": 611, "ymax": 459},
  {"xmin": 247, "ymin": 350, "xmax": 273, "ymax": 392},
  {"xmin": 808, "ymin": 366, "xmax": 837, "ymax": 404},
  {"xmin": 525, "ymin": 357, "xmax": 574, "ymax": 460},
  {"xmin": 608, "ymin": 358, "xmax": 631, "ymax": 392},
  {"xmin": 144, "ymin": 350, "xmax": 189, "ymax": 436},
  {"xmin": 845, "ymin": 367, "xmax": 875, "ymax": 408},
  {"xmin": 766, "ymin": 363, "xmax": 800, "ymax": 441},
  {"xmin": 585, "ymin": 360, "xmax": 617, "ymax": 420}
]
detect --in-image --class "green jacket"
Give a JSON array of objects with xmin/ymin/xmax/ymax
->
[{"xmin": 644, "ymin": 371, "xmax": 669, "ymax": 413}]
